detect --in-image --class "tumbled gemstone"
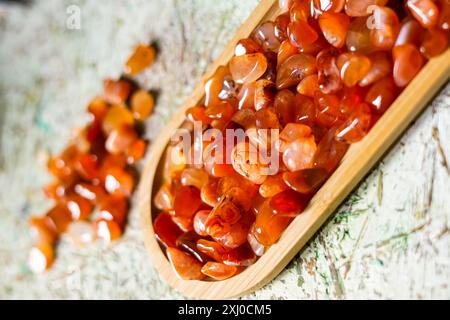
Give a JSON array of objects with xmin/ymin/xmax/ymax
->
[
  {"xmin": 337, "ymin": 53, "xmax": 372, "ymax": 87},
  {"xmin": 346, "ymin": 17, "xmax": 375, "ymax": 53},
  {"xmin": 154, "ymin": 184, "xmax": 174, "ymax": 211},
  {"xmin": 278, "ymin": 123, "xmax": 313, "ymax": 151},
  {"xmin": 105, "ymin": 125, "xmax": 138, "ymax": 155},
  {"xmin": 277, "ymin": 40, "xmax": 299, "ymax": 68},
  {"xmin": 103, "ymin": 166, "xmax": 135, "ymax": 197},
  {"xmin": 166, "ymin": 247, "xmax": 205, "ymax": 280},
  {"xmin": 204, "ymin": 66, "xmax": 230, "ymax": 108},
  {"xmin": 72, "ymin": 153, "xmax": 99, "ymax": 181},
  {"xmin": 174, "ymin": 186, "xmax": 202, "ymax": 219},
  {"xmin": 336, "ymin": 102, "xmax": 372, "ymax": 143},
  {"xmin": 420, "ymin": 29, "xmax": 449, "ymax": 58},
  {"xmin": 176, "ymin": 232, "xmax": 210, "ymax": 263},
  {"xmin": 47, "ymin": 204, "xmax": 72, "ymax": 233},
  {"xmin": 222, "ymin": 243, "xmax": 257, "ymax": 267},
  {"xmin": 47, "ymin": 145, "xmax": 78, "ymax": 181},
  {"xmin": 365, "ymin": 76, "xmax": 399, "ymax": 113},
  {"xmin": 274, "ymin": 89, "xmax": 296, "ymax": 125},
  {"xmin": 345, "ymin": 0, "xmax": 388, "ymax": 17},
  {"xmin": 126, "ymin": 139, "xmax": 147, "ymax": 164},
  {"xmin": 319, "ymin": 12, "xmax": 350, "ymax": 48},
  {"xmin": 438, "ymin": 0, "xmax": 450, "ymax": 30},
  {"xmin": 254, "ymin": 79, "xmax": 277, "ymax": 110},
  {"xmin": 231, "ymin": 142, "xmax": 268, "ymax": 185},
  {"xmin": 313, "ymin": 127, "xmax": 349, "ymax": 173},
  {"xmin": 96, "ymin": 193, "xmax": 126, "ymax": 224},
  {"xmin": 130, "ymin": 90, "xmax": 154, "ymax": 120},
  {"xmin": 94, "ymin": 218, "xmax": 122, "ymax": 243},
  {"xmin": 406, "ymin": 0, "xmax": 439, "ymax": 29},
  {"xmin": 231, "ymin": 108, "xmax": 256, "ymax": 130},
  {"xmin": 237, "ymin": 81, "xmax": 257, "ymax": 109},
  {"xmin": 217, "ymin": 174, "xmax": 257, "ymax": 199},
  {"xmin": 193, "ymin": 210, "xmax": 210, "ymax": 237},
  {"xmin": 186, "ymin": 105, "xmax": 212, "ymax": 124},
  {"xmin": 163, "ymin": 145, "xmax": 187, "ymax": 183},
  {"xmin": 103, "ymin": 79, "xmax": 132, "ymax": 105},
  {"xmin": 66, "ymin": 221, "xmax": 96, "ymax": 245},
  {"xmin": 314, "ymin": 91, "xmax": 345, "ymax": 127},
  {"xmin": 276, "ymin": 53, "xmax": 317, "ymax": 89},
  {"xmin": 370, "ymin": 6, "xmax": 400, "ymax": 50},
  {"xmin": 102, "ymin": 104, "xmax": 134, "ymax": 135},
  {"xmin": 269, "ymin": 189, "xmax": 310, "ymax": 215},
  {"xmin": 28, "ymin": 242, "xmax": 54, "ymax": 273},
  {"xmin": 154, "ymin": 212, "xmax": 184, "ymax": 248},
  {"xmin": 87, "ymin": 98, "xmax": 109, "ymax": 121},
  {"xmin": 313, "ymin": 0, "xmax": 345, "ymax": 12},
  {"xmin": 196, "ymin": 239, "xmax": 227, "ymax": 262},
  {"xmin": 274, "ymin": 12, "xmax": 291, "ymax": 41},
  {"xmin": 392, "ymin": 44, "xmax": 424, "ymax": 87},
  {"xmin": 288, "ymin": 20, "xmax": 319, "ymax": 49},
  {"xmin": 359, "ymin": 52, "xmax": 392, "ymax": 87},
  {"xmin": 282, "ymin": 136, "xmax": 317, "ymax": 172},
  {"xmin": 316, "ymin": 48, "xmax": 342, "ymax": 94},
  {"xmin": 124, "ymin": 44, "xmax": 155, "ymax": 76},
  {"xmin": 395, "ymin": 17, "xmax": 425, "ymax": 47},
  {"xmin": 290, "ymin": 1, "xmax": 312, "ymax": 21},
  {"xmin": 181, "ymin": 168, "xmax": 209, "ymax": 190},
  {"xmin": 254, "ymin": 21, "xmax": 281, "ymax": 52},
  {"xmin": 297, "ymin": 74, "xmax": 319, "ymax": 97},
  {"xmin": 259, "ymin": 173, "xmax": 289, "ymax": 198},
  {"xmin": 64, "ymin": 194, "xmax": 93, "ymax": 220},
  {"xmin": 283, "ymin": 168, "xmax": 329, "ymax": 193},
  {"xmin": 250, "ymin": 199, "xmax": 293, "ymax": 246},
  {"xmin": 201, "ymin": 262, "xmax": 238, "ymax": 280},
  {"xmin": 29, "ymin": 216, "xmax": 58, "ymax": 245},
  {"xmin": 235, "ymin": 38, "xmax": 263, "ymax": 56},
  {"xmin": 212, "ymin": 220, "xmax": 250, "ymax": 249},
  {"xmin": 247, "ymin": 232, "xmax": 266, "ymax": 256},
  {"xmin": 200, "ymin": 180, "xmax": 220, "ymax": 207},
  {"xmin": 74, "ymin": 182, "xmax": 106, "ymax": 203},
  {"xmin": 295, "ymin": 94, "xmax": 317, "ymax": 126},
  {"xmin": 43, "ymin": 181, "xmax": 68, "ymax": 200},
  {"xmin": 255, "ymin": 107, "xmax": 282, "ymax": 130},
  {"xmin": 279, "ymin": 0, "xmax": 296, "ymax": 12},
  {"xmin": 229, "ymin": 53, "xmax": 268, "ymax": 84}
]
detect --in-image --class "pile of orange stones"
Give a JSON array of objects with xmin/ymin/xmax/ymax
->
[
  {"xmin": 153, "ymin": 0, "xmax": 449, "ymax": 281},
  {"xmin": 28, "ymin": 44, "xmax": 156, "ymax": 273}
]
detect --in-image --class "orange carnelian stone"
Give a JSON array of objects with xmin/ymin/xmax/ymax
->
[
  {"xmin": 277, "ymin": 40, "xmax": 299, "ymax": 68},
  {"xmin": 174, "ymin": 186, "xmax": 202, "ymax": 219},
  {"xmin": 316, "ymin": 48, "xmax": 342, "ymax": 94},
  {"xmin": 235, "ymin": 38, "xmax": 262, "ymax": 56},
  {"xmin": 288, "ymin": 20, "xmax": 319, "ymax": 49},
  {"xmin": 74, "ymin": 182, "xmax": 106, "ymax": 203},
  {"xmin": 259, "ymin": 173, "xmax": 289, "ymax": 198},
  {"xmin": 254, "ymin": 21, "xmax": 281, "ymax": 52},
  {"xmin": 392, "ymin": 44, "xmax": 424, "ymax": 87},
  {"xmin": 102, "ymin": 104, "xmax": 134, "ymax": 135},
  {"xmin": 29, "ymin": 216, "xmax": 58, "ymax": 245},
  {"xmin": 370, "ymin": 6, "xmax": 400, "ymax": 50},
  {"xmin": 125, "ymin": 44, "xmax": 155, "ymax": 76},
  {"xmin": 314, "ymin": 91, "xmax": 344, "ymax": 128},
  {"xmin": 406, "ymin": 0, "xmax": 439, "ymax": 29},
  {"xmin": 201, "ymin": 262, "xmax": 238, "ymax": 280},
  {"xmin": 345, "ymin": 0, "xmax": 388, "ymax": 17},
  {"xmin": 365, "ymin": 77, "xmax": 399, "ymax": 113},
  {"xmin": 204, "ymin": 66, "xmax": 230, "ymax": 108},
  {"xmin": 313, "ymin": 0, "xmax": 345, "ymax": 12},
  {"xmin": 283, "ymin": 168, "xmax": 329, "ymax": 194},
  {"xmin": 359, "ymin": 52, "xmax": 392, "ymax": 87},
  {"xmin": 98, "ymin": 195, "xmax": 128, "ymax": 226},
  {"xmin": 420, "ymin": 29, "xmax": 449, "ymax": 58},
  {"xmin": 313, "ymin": 127, "xmax": 349, "ymax": 173},
  {"xmin": 103, "ymin": 79, "xmax": 132, "ymax": 105},
  {"xmin": 196, "ymin": 239, "xmax": 228, "ymax": 262},
  {"xmin": 276, "ymin": 53, "xmax": 317, "ymax": 89},
  {"xmin": 254, "ymin": 79, "xmax": 277, "ymax": 111},
  {"xmin": 269, "ymin": 189, "xmax": 310, "ymax": 216},
  {"xmin": 335, "ymin": 103, "xmax": 372, "ymax": 143},
  {"xmin": 193, "ymin": 210, "xmax": 211, "ymax": 237},
  {"xmin": 103, "ymin": 166, "xmax": 135, "ymax": 197},
  {"xmin": 346, "ymin": 17, "xmax": 374, "ymax": 53},
  {"xmin": 154, "ymin": 212, "xmax": 183, "ymax": 248},
  {"xmin": 274, "ymin": 12, "xmax": 291, "ymax": 41},
  {"xmin": 64, "ymin": 194, "xmax": 93, "ymax": 220},
  {"xmin": 94, "ymin": 218, "xmax": 122, "ymax": 243},
  {"xmin": 297, "ymin": 74, "xmax": 319, "ymax": 97},
  {"xmin": 200, "ymin": 180, "xmax": 220, "ymax": 207},
  {"xmin": 131, "ymin": 90, "xmax": 154, "ymax": 120},
  {"xmin": 28, "ymin": 242, "xmax": 55, "ymax": 273},
  {"xmin": 126, "ymin": 139, "xmax": 147, "ymax": 164},
  {"xmin": 88, "ymin": 98, "xmax": 109, "ymax": 121},
  {"xmin": 319, "ymin": 12, "xmax": 350, "ymax": 48},
  {"xmin": 46, "ymin": 204, "xmax": 72, "ymax": 233},
  {"xmin": 166, "ymin": 247, "xmax": 205, "ymax": 280},
  {"xmin": 176, "ymin": 232, "xmax": 210, "ymax": 263},
  {"xmin": 105, "ymin": 125, "xmax": 138, "ymax": 155},
  {"xmin": 337, "ymin": 53, "xmax": 372, "ymax": 87},
  {"xmin": 229, "ymin": 53, "xmax": 268, "ymax": 84},
  {"xmin": 222, "ymin": 243, "xmax": 256, "ymax": 267}
]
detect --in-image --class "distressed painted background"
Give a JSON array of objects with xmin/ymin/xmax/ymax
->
[{"xmin": 0, "ymin": 0, "xmax": 449, "ymax": 300}]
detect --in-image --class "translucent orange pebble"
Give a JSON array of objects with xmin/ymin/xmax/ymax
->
[
  {"xmin": 345, "ymin": 0, "xmax": 388, "ymax": 17},
  {"xmin": 131, "ymin": 90, "xmax": 154, "ymax": 120},
  {"xmin": 201, "ymin": 262, "xmax": 238, "ymax": 280},
  {"xmin": 204, "ymin": 66, "xmax": 230, "ymax": 108},
  {"xmin": 276, "ymin": 53, "xmax": 317, "ymax": 89},
  {"xmin": 297, "ymin": 74, "xmax": 319, "ymax": 97},
  {"xmin": 103, "ymin": 166, "xmax": 135, "ymax": 197},
  {"xmin": 102, "ymin": 104, "xmax": 134, "ymax": 135},
  {"xmin": 359, "ymin": 52, "xmax": 392, "ymax": 87},
  {"xmin": 318, "ymin": 12, "xmax": 350, "ymax": 48},
  {"xmin": 254, "ymin": 21, "xmax": 281, "ymax": 52},
  {"xmin": 235, "ymin": 38, "xmax": 262, "ymax": 56},
  {"xmin": 259, "ymin": 173, "xmax": 289, "ymax": 198},
  {"xmin": 94, "ymin": 218, "xmax": 122, "ymax": 243},
  {"xmin": 28, "ymin": 242, "xmax": 55, "ymax": 273},
  {"xmin": 313, "ymin": 0, "xmax": 345, "ymax": 12},
  {"xmin": 64, "ymin": 194, "xmax": 93, "ymax": 220},
  {"xmin": 125, "ymin": 44, "xmax": 155, "ymax": 76},
  {"xmin": 313, "ymin": 127, "xmax": 349, "ymax": 173},
  {"xmin": 392, "ymin": 44, "xmax": 424, "ymax": 87},
  {"xmin": 288, "ymin": 20, "xmax": 319, "ymax": 49},
  {"xmin": 174, "ymin": 186, "xmax": 202, "ymax": 219},
  {"xmin": 167, "ymin": 247, "xmax": 205, "ymax": 280},
  {"xmin": 406, "ymin": 0, "xmax": 439, "ymax": 29},
  {"xmin": 365, "ymin": 76, "xmax": 399, "ymax": 113},
  {"xmin": 420, "ymin": 29, "xmax": 449, "ymax": 58},
  {"xmin": 337, "ymin": 53, "xmax": 372, "ymax": 87},
  {"xmin": 29, "ymin": 216, "xmax": 58, "ymax": 245},
  {"xmin": 46, "ymin": 204, "xmax": 72, "ymax": 233},
  {"xmin": 229, "ymin": 53, "xmax": 268, "ymax": 84},
  {"xmin": 283, "ymin": 168, "xmax": 329, "ymax": 194},
  {"xmin": 103, "ymin": 79, "xmax": 132, "ymax": 105},
  {"xmin": 254, "ymin": 79, "xmax": 276, "ymax": 110},
  {"xmin": 370, "ymin": 6, "xmax": 400, "ymax": 50},
  {"xmin": 154, "ymin": 212, "xmax": 183, "ymax": 248},
  {"xmin": 335, "ymin": 103, "xmax": 372, "ymax": 143}
]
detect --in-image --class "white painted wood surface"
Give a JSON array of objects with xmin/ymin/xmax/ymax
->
[{"xmin": 0, "ymin": 0, "xmax": 449, "ymax": 299}]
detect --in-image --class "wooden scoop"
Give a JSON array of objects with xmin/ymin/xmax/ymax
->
[{"xmin": 138, "ymin": 0, "xmax": 450, "ymax": 299}]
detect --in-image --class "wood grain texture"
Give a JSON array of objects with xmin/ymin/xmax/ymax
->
[{"xmin": 138, "ymin": 0, "xmax": 450, "ymax": 299}]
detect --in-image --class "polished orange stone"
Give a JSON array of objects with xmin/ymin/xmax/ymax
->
[
  {"xmin": 130, "ymin": 90, "xmax": 154, "ymax": 120},
  {"xmin": 395, "ymin": 17, "xmax": 425, "ymax": 47},
  {"xmin": 237, "ymin": 81, "xmax": 257, "ymax": 109},
  {"xmin": 319, "ymin": 12, "xmax": 350, "ymax": 48},
  {"xmin": 87, "ymin": 98, "xmax": 109, "ymax": 121},
  {"xmin": 186, "ymin": 105, "xmax": 212, "ymax": 124},
  {"xmin": 74, "ymin": 182, "xmax": 106, "ymax": 203},
  {"xmin": 316, "ymin": 47, "xmax": 342, "ymax": 94},
  {"xmin": 166, "ymin": 247, "xmax": 205, "ymax": 280},
  {"xmin": 276, "ymin": 53, "xmax": 317, "ymax": 89},
  {"xmin": 200, "ymin": 180, "xmax": 220, "ymax": 207},
  {"xmin": 345, "ymin": 0, "xmax": 388, "ymax": 17},
  {"xmin": 126, "ymin": 139, "xmax": 147, "ymax": 164},
  {"xmin": 229, "ymin": 53, "xmax": 268, "ymax": 84},
  {"xmin": 64, "ymin": 194, "xmax": 93, "ymax": 221},
  {"xmin": 98, "ymin": 195, "xmax": 128, "ymax": 226},
  {"xmin": 73, "ymin": 153, "xmax": 100, "ymax": 181},
  {"xmin": 231, "ymin": 108, "xmax": 256, "ymax": 130},
  {"xmin": 420, "ymin": 28, "xmax": 449, "ymax": 58},
  {"xmin": 392, "ymin": 44, "xmax": 424, "ymax": 87},
  {"xmin": 370, "ymin": 6, "xmax": 400, "ymax": 50},
  {"xmin": 274, "ymin": 12, "xmax": 291, "ymax": 41},
  {"xmin": 101, "ymin": 104, "xmax": 134, "ymax": 135},
  {"xmin": 277, "ymin": 40, "xmax": 299, "ymax": 68},
  {"xmin": 174, "ymin": 186, "xmax": 202, "ymax": 219},
  {"xmin": 222, "ymin": 243, "xmax": 256, "ymax": 267},
  {"xmin": 29, "ymin": 216, "xmax": 58, "ymax": 245},
  {"xmin": 193, "ymin": 210, "xmax": 210, "ymax": 237},
  {"xmin": 359, "ymin": 52, "xmax": 392, "ymax": 87},
  {"xmin": 314, "ymin": 91, "xmax": 344, "ymax": 128},
  {"xmin": 181, "ymin": 167, "xmax": 209, "ymax": 190},
  {"xmin": 297, "ymin": 74, "xmax": 319, "ymax": 97},
  {"xmin": 103, "ymin": 79, "xmax": 132, "ymax": 105},
  {"xmin": 313, "ymin": 127, "xmax": 349, "ymax": 173},
  {"xmin": 254, "ymin": 21, "xmax": 281, "ymax": 52},
  {"xmin": 406, "ymin": 0, "xmax": 439, "ymax": 29},
  {"xmin": 283, "ymin": 168, "xmax": 329, "ymax": 193},
  {"xmin": 125, "ymin": 44, "xmax": 155, "ymax": 76},
  {"xmin": 335, "ymin": 102, "xmax": 373, "ymax": 143},
  {"xmin": 106, "ymin": 125, "xmax": 138, "ymax": 155},
  {"xmin": 288, "ymin": 20, "xmax": 319, "ymax": 49},
  {"xmin": 46, "ymin": 204, "xmax": 72, "ymax": 233},
  {"xmin": 259, "ymin": 173, "xmax": 289, "ymax": 198},
  {"xmin": 94, "ymin": 218, "xmax": 122, "ymax": 243},
  {"xmin": 28, "ymin": 242, "xmax": 55, "ymax": 273},
  {"xmin": 201, "ymin": 262, "xmax": 238, "ymax": 280},
  {"xmin": 103, "ymin": 166, "xmax": 135, "ymax": 197},
  {"xmin": 154, "ymin": 212, "xmax": 183, "ymax": 248},
  {"xmin": 204, "ymin": 66, "xmax": 230, "ymax": 108},
  {"xmin": 254, "ymin": 79, "xmax": 277, "ymax": 110},
  {"xmin": 337, "ymin": 53, "xmax": 372, "ymax": 87},
  {"xmin": 365, "ymin": 76, "xmax": 399, "ymax": 113},
  {"xmin": 196, "ymin": 239, "xmax": 228, "ymax": 262},
  {"xmin": 235, "ymin": 38, "xmax": 263, "ymax": 56},
  {"xmin": 346, "ymin": 17, "xmax": 375, "ymax": 53},
  {"xmin": 269, "ymin": 189, "xmax": 310, "ymax": 216},
  {"xmin": 313, "ymin": 0, "xmax": 345, "ymax": 12}
]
